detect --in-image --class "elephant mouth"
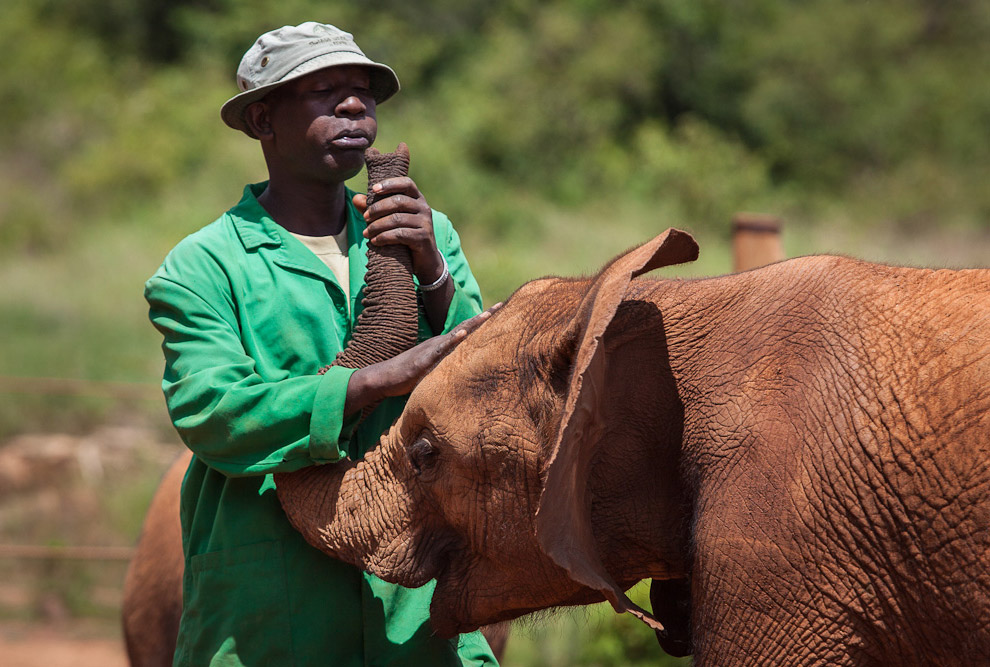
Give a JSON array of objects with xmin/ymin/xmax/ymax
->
[
  {"xmin": 362, "ymin": 525, "xmax": 459, "ymax": 591},
  {"xmin": 430, "ymin": 558, "xmax": 477, "ymax": 638},
  {"xmin": 425, "ymin": 534, "xmax": 515, "ymax": 637},
  {"xmin": 429, "ymin": 550, "xmax": 532, "ymax": 638},
  {"xmin": 431, "ymin": 561, "xmax": 554, "ymax": 638}
]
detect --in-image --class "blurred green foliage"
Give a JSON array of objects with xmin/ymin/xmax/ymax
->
[
  {"xmin": 0, "ymin": 0, "xmax": 988, "ymax": 663},
  {"xmin": 504, "ymin": 582, "xmax": 690, "ymax": 666},
  {"xmin": 3, "ymin": 0, "xmax": 988, "ymax": 257}
]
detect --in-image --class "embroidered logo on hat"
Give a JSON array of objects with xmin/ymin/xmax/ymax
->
[{"xmin": 309, "ymin": 24, "xmax": 354, "ymax": 47}]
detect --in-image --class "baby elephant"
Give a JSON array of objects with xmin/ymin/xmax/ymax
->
[{"xmin": 276, "ymin": 228, "xmax": 990, "ymax": 666}]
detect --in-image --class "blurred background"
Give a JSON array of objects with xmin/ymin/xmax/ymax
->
[{"xmin": 0, "ymin": 0, "xmax": 987, "ymax": 664}]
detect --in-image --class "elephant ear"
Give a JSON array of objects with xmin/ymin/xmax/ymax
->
[{"xmin": 534, "ymin": 228, "xmax": 698, "ymax": 631}]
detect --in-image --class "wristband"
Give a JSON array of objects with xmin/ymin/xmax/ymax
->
[{"xmin": 419, "ymin": 254, "xmax": 449, "ymax": 292}]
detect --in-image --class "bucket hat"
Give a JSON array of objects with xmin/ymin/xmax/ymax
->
[{"xmin": 220, "ymin": 22, "xmax": 400, "ymax": 137}]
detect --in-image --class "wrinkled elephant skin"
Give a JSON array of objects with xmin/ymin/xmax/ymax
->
[{"xmin": 279, "ymin": 229, "xmax": 990, "ymax": 666}]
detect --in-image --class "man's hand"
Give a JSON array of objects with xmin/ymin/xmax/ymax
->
[
  {"xmin": 352, "ymin": 178, "xmax": 445, "ymax": 285},
  {"xmin": 352, "ymin": 177, "xmax": 455, "ymax": 334},
  {"xmin": 343, "ymin": 304, "xmax": 502, "ymax": 415}
]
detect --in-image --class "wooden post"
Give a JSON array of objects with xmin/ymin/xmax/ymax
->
[{"xmin": 732, "ymin": 213, "xmax": 784, "ymax": 272}]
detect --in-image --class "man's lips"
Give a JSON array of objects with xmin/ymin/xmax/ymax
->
[{"xmin": 330, "ymin": 131, "xmax": 371, "ymax": 150}]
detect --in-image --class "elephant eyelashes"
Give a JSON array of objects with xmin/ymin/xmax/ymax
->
[{"xmin": 408, "ymin": 437, "xmax": 440, "ymax": 479}]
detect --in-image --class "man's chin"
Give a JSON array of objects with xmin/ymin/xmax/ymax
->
[{"xmin": 319, "ymin": 153, "xmax": 365, "ymax": 182}]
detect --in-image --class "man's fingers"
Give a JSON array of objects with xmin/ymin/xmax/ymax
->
[
  {"xmin": 410, "ymin": 303, "xmax": 503, "ymax": 380},
  {"xmin": 365, "ymin": 212, "xmax": 420, "ymax": 235},
  {"xmin": 451, "ymin": 303, "xmax": 502, "ymax": 336},
  {"xmin": 370, "ymin": 177, "xmax": 422, "ymax": 199},
  {"xmin": 434, "ymin": 308, "xmax": 493, "ymax": 354},
  {"xmin": 364, "ymin": 194, "xmax": 420, "ymax": 219},
  {"xmin": 352, "ymin": 193, "xmax": 368, "ymax": 214},
  {"xmin": 366, "ymin": 226, "xmax": 422, "ymax": 247}
]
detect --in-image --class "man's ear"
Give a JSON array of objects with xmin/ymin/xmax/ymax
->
[{"xmin": 244, "ymin": 101, "xmax": 273, "ymax": 140}]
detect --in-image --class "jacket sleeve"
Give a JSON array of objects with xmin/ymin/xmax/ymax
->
[
  {"xmin": 145, "ymin": 270, "xmax": 357, "ymax": 478},
  {"xmin": 423, "ymin": 211, "xmax": 484, "ymax": 336}
]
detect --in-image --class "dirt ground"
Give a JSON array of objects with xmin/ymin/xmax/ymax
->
[
  {"xmin": 0, "ymin": 424, "xmax": 182, "ymax": 667},
  {"xmin": 0, "ymin": 621, "xmax": 128, "ymax": 667}
]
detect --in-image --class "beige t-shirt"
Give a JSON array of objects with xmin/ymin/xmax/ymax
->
[{"xmin": 290, "ymin": 227, "xmax": 350, "ymax": 311}]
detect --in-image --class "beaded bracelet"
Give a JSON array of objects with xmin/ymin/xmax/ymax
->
[{"xmin": 419, "ymin": 254, "xmax": 450, "ymax": 292}]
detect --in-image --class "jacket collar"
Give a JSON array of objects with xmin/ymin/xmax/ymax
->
[
  {"xmin": 229, "ymin": 182, "xmax": 369, "ymax": 308},
  {"xmin": 229, "ymin": 182, "xmax": 283, "ymax": 251}
]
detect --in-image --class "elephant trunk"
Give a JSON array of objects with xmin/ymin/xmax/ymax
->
[
  {"xmin": 334, "ymin": 142, "xmax": 419, "ymax": 368},
  {"xmin": 276, "ymin": 434, "xmax": 438, "ymax": 588},
  {"xmin": 276, "ymin": 458, "xmax": 365, "ymax": 566},
  {"xmin": 276, "ymin": 143, "xmax": 424, "ymax": 562}
]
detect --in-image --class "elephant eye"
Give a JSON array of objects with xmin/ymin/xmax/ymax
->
[{"xmin": 407, "ymin": 437, "xmax": 440, "ymax": 480}]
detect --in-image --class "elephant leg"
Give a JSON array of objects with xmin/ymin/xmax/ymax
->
[
  {"xmin": 651, "ymin": 577, "xmax": 692, "ymax": 657},
  {"xmin": 121, "ymin": 450, "xmax": 189, "ymax": 667}
]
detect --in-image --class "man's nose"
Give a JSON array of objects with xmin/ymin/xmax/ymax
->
[{"xmin": 338, "ymin": 95, "xmax": 366, "ymax": 115}]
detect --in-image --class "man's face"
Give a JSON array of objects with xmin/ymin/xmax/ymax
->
[{"xmin": 260, "ymin": 65, "xmax": 378, "ymax": 183}]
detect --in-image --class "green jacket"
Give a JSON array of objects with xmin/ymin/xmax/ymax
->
[{"xmin": 145, "ymin": 183, "xmax": 495, "ymax": 666}]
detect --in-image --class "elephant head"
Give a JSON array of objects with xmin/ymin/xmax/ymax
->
[{"xmin": 276, "ymin": 229, "xmax": 700, "ymax": 638}]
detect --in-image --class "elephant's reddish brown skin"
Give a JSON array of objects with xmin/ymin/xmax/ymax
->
[
  {"xmin": 280, "ymin": 228, "xmax": 990, "ymax": 665},
  {"xmin": 121, "ymin": 449, "xmax": 190, "ymax": 667}
]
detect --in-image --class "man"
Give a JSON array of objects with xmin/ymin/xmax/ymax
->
[{"xmin": 145, "ymin": 22, "xmax": 497, "ymax": 666}]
